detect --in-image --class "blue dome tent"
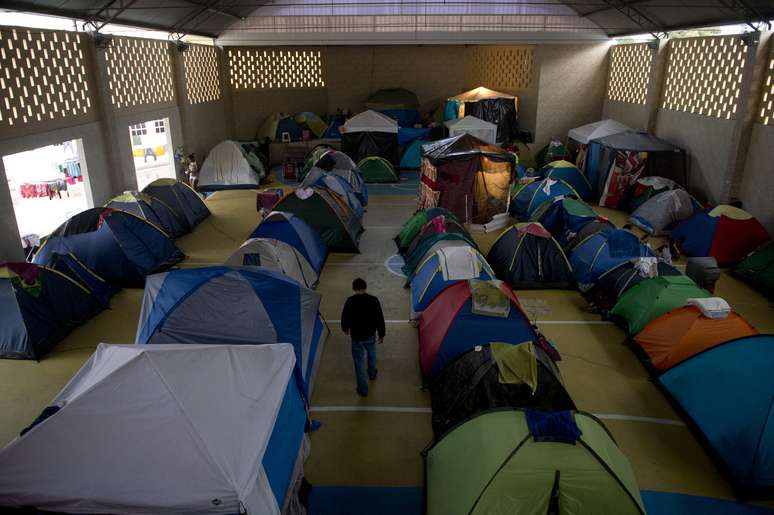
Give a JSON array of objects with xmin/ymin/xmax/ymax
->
[
  {"xmin": 659, "ymin": 335, "xmax": 774, "ymax": 497},
  {"xmin": 142, "ymin": 179, "xmax": 210, "ymax": 230},
  {"xmin": 34, "ymin": 208, "xmax": 183, "ymax": 288},
  {"xmin": 250, "ymin": 211, "xmax": 328, "ymax": 274},
  {"xmin": 510, "ymin": 178, "xmax": 579, "ymax": 220},
  {"xmin": 529, "ymin": 160, "xmax": 592, "ymax": 200},
  {"xmin": 569, "ymin": 229, "xmax": 654, "ymax": 291},
  {"xmin": 105, "ymin": 191, "xmax": 188, "ymax": 238},
  {"xmin": 410, "ymin": 244, "xmax": 495, "ymax": 319},
  {"xmin": 0, "ymin": 262, "xmax": 107, "ymax": 360},
  {"xmin": 135, "ymin": 266, "xmax": 327, "ymax": 398}
]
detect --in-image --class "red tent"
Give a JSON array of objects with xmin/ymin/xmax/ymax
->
[{"xmin": 418, "ymin": 280, "xmax": 538, "ymax": 378}]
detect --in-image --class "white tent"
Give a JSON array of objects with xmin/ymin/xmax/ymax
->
[
  {"xmin": 342, "ymin": 110, "xmax": 399, "ymax": 134},
  {"xmin": 225, "ymin": 237, "xmax": 319, "ymax": 288},
  {"xmin": 444, "ymin": 116, "xmax": 498, "ymax": 145},
  {"xmin": 449, "ymin": 86, "xmax": 515, "ymax": 102},
  {"xmin": 567, "ymin": 119, "xmax": 630, "ymax": 145},
  {"xmin": 199, "ymin": 140, "xmax": 265, "ymax": 190},
  {"xmin": 0, "ymin": 343, "xmax": 308, "ymax": 515}
]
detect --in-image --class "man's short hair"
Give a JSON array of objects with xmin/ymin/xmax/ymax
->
[{"xmin": 352, "ymin": 278, "xmax": 367, "ymax": 291}]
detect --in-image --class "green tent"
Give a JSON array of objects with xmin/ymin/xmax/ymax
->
[
  {"xmin": 300, "ymin": 144, "xmax": 334, "ymax": 181},
  {"xmin": 358, "ymin": 156, "xmax": 399, "ymax": 183},
  {"xmin": 734, "ymin": 241, "xmax": 774, "ymax": 300},
  {"xmin": 393, "ymin": 207, "xmax": 457, "ymax": 255},
  {"xmin": 426, "ymin": 409, "xmax": 645, "ymax": 515},
  {"xmin": 273, "ymin": 188, "xmax": 362, "ymax": 252},
  {"xmin": 610, "ymin": 275, "xmax": 710, "ymax": 335}
]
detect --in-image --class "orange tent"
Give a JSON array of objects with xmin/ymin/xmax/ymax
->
[{"xmin": 634, "ymin": 306, "xmax": 757, "ymax": 371}]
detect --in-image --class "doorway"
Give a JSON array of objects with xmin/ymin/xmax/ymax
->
[
  {"xmin": 129, "ymin": 117, "xmax": 176, "ymax": 190},
  {"xmin": 3, "ymin": 139, "xmax": 92, "ymax": 247}
]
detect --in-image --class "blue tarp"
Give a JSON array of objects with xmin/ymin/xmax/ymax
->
[
  {"xmin": 398, "ymin": 127, "xmax": 431, "ymax": 146},
  {"xmin": 400, "ymin": 139, "xmax": 428, "ymax": 169},
  {"xmin": 381, "ymin": 109, "xmax": 420, "ymax": 128}
]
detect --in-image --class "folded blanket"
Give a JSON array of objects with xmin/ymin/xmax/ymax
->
[
  {"xmin": 438, "ymin": 246, "xmax": 480, "ymax": 281},
  {"xmin": 469, "ymin": 279, "xmax": 510, "ymax": 318},
  {"xmin": 687, "ymin": 297, "xmax": 730, "ymax": 319}
]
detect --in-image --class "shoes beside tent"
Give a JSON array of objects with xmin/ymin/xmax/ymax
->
[
  {"xmin": 303, "ymin": 149, "xmax": 368, "ymax": 206},
  {"xmin": 425, "ymin": 409, "xmax": 646, "ymax": 515},
  {"xmin": 418, "ymin": 279, "xmax": 538, "ymax": 378},
  {"xmin": 633, "ymin": 305, "xmax": 757, "ymax": 371},
  {"xmin": 569, "ymin": 229, "xmax": 655, "ymax": 291},
  {"xmin": 734, "ymin": 241, "xmax": 774, "ymax": 300},
  {"xmin": 487, "ymin": 223, "xmax": 575, "ymax": 290},
  {"xmin": 0, "ymin": 343, "xmax": 309, "ymax": 514},
  {"xmin": 105, "ymin": 191, "xmax": 188, "ymax": 238},
  {"xmin": 528, "ymin": 160, "xmax": 593, "ymax": 200},
  {"xmin": 447, "ymin": 87, "xmax": 518, "ymax": 143},
  {"xmin": 629, "ymin": 189, "xmax": 700, "ymax": 236},
  {"xmin": 198, "ymin": 140, "xmax": 266, "ymax": 191},
  {"xmin": 358, "ymin": 156, "xmax": 399, "ymax": 183},
  {"xmin": 0, "ymin": 262, "xmax": 108, "ymax": 360},
  {"xmin": 34, "ymin": 208, "xmax": 184, "ymax": 288},
  {"xmin": 410, "ymin": 244, "xmax": 494, "ymax": 319},
  {"xmin": 273, "ymin": 187, "xmax": 363, "ymax": 252},
  {"xmin": 444, "ymin": 116, "xmax": 497, "ymax": 145},
  {"xmin": 609, "ymin": 275, "xmax": 710, "ymax": 336},
  {"xmin": 419, "ymin": 133, "xmax": 515, "ymax": 224},
  {"xmin": 135, "ymin": 266, "xmax": 327, "ymax": 398},
  {"xmin": 671, "ymin": 205, "xmax": 771, "ymax": 266},
  {"xmin": 341, "ymin": 110, "xmax": 400, "ymax": 166},
  {"xmin": 510, "ymin": 177, "xmax": 579, "ymax": 220},
  {"xmin": 658, "ymin": 334, "xmax": 774, "ymax": 497},
  {"xmin": 225, "ymin": 237, "xmax": 319, "ymax": 289},
  {"xmin": 142, "ymin": 178, "xmax": 210, "ymax": 229},
  {"xmin": 250, "ymin": 211, "xmax": 328, "ymax": 274},
  {"xmin": 429, "ymin": 343, "xmax": 575, "ymax": 438},
  {"xmin": 529, "ymin": 196, "xmax": 599, "ymax": 246}
]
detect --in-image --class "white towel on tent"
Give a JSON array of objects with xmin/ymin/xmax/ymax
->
[
  {"xmin": 688, "ymin": 297, "xmax": 730, "ymax": 319},
  {"xmin": 437, "ymin": 246, "xmax": 480, "ymax": 281},
  {"xmin": 632, "ymin": 257, "xmax": 659, "ymax": 278}
]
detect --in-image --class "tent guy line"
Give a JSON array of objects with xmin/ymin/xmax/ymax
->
[{"xmin": 309, "ymin": 406, "xmax": 686, "ymax": 426}]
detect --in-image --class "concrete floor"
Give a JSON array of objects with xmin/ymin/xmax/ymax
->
[{"xmin": 1, "ymin": 182, "xmax": 773, "ymax": 508}]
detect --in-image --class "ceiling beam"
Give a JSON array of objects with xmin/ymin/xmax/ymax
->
[
  {"xmin": 715, "ymin": 0, "xmax": 771, "ymax": 30},
  {"xmin": 580, "ymin": 0, "xmax": 651, "ymax": 19},
  {"xmin": 0, "ymin": 1, "xmax": 219, "ymax": 37},
  {"xmin": 593, "ymin": 0, "xmax": 666, "ymax": 38},
  {"xmin": 179, "ymin": 0, "xmax": 244, "ymax": 21},
  {"xmin": 83, "ymin": 0, "xmax": 140, "ymax": 33}
]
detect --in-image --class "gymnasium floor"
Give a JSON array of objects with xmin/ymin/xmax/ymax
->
[{"xmin": 1, "ymin": 174, "xmax": 773, "ymax": 514}]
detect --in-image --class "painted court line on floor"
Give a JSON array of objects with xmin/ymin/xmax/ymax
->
[
  {"xmin": 310, "ymin": 406, "xmax": 685, "ymax": 426},
  {"xmin": 326, "ymin": 319, "xmax": 614, "ymax": 325}
]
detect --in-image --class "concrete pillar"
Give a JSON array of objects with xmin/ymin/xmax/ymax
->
[
  {"xmin": 89, "ymin": 36, "xmax": 131, "ymax": 192},
  {"xmin": 0, "ymin": 159, "xmax": 25, "ymax": 262},
  {"xmin": 722, "ymin": 31, "xmax": 773, "ymax": 203},
  {"xmin": 645, "ymin": 39, "xmax": 669, "ymax": 133},
  {"xmin": 218, "ymin": 45, "xmax": 237, "ymax": 139}
]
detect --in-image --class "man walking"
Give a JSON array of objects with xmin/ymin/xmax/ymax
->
[{"xmin": 341, "ymin": 278, "xmax": 386, "ymax": 397}]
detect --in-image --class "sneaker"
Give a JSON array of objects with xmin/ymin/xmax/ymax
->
[
  {"xmin": 369, "ymin": 369, "xmax": 378, "ymax": 381},
  {"xmin": 356, "ymin": 389, "xmax": 368, "ymax": 397}
]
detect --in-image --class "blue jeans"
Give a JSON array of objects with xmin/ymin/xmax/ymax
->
[{"xmin": 351, "ymin": 336, "xmax": 377, "ymax": 395}]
